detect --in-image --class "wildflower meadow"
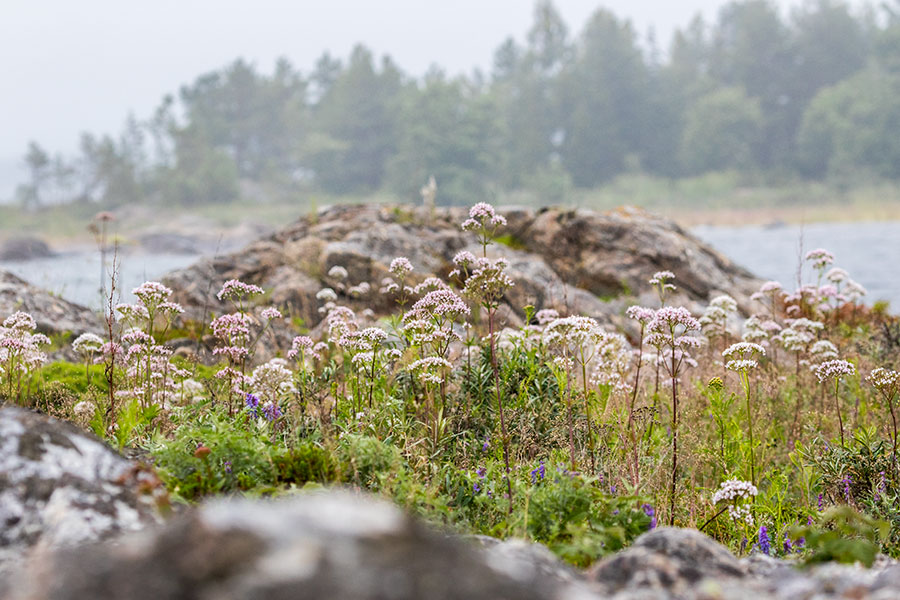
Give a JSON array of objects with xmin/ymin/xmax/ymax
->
[{"xmin": 2, "ymin": 202, "xmax": 899, "ymax": 567}]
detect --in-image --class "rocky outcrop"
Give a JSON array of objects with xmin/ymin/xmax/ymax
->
[
  {"xmin": 163, "ymin": 204, "xmax": 760, "ymax": 344},
  {"xmin": 0, "ymin": 407, "xmax": 165, "ymax": 579},
  {"xmin": 0, "ymin": 271, "xmax": 101, "ymax": 337},
  {"xmin": 1, "ymin": 491, "xmax": 593, "ymax": 600}
]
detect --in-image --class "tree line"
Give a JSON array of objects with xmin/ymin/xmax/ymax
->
[{"xmin": 16, "ymin": 0, "xmax": 900, "ymax": 208}]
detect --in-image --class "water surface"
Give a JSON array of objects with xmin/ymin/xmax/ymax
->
[{"xmin": 692, "ymin": 221, "xmax": 900, "ymax": 308}]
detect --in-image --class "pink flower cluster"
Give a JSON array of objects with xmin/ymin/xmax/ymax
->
[
  {"xmin": 461, "ymin": 202, "xmax": 507, "ymax": 231},
  {"xmin": 217, "ymin": 279, "xmax": 265, "ymax": 302}
]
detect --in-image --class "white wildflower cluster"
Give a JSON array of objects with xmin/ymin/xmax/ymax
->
[
  {"xmin": 626, "ymin": 305, "xmax": 656, "ymax": 325},
  {"xmin": 217, "ymin": 279, "xmax": 264, "ymax": 302},
  {"xmin": 448, "ymin": 250, "xmax": 478, "ymax": 281},
  {"xmin": 769, "ymin": 250, "xmax": 867, "ymax": 316},
  {"xmin": 248, "ymin": 358, "xmax": 296, "ymax": 403},
  {"xmin": 590, "ymin": 331, "xmax": 633, "ymax": 392},
  {"xmin": 843, "ymin": 280, "xmax": 867, "ymax": 304},
  {"xmin": 648, "ymin": 270, "xmax": 676, "ymax": 288},
  {"xmin": 381, "ymin": 257, "xmax": 416, "ymax": 305},
  {"xmin": 0, "ymin": 311, "xmax": 50, "ymax": 382},
  {"xmin": 870, "ymin": 367, "xmax": 900, "ymax": 393},
  {"xmin": 813, "ymin": 359, "xmax": 856, "ymax": 383},
  {"xmin": 340, "ymin": 326, "xmax": 388, "ymax": 353},
  {"xmin": 288, "ymin": 335, "xmax": 320, "ymax": 364},
  {"xmin": 118, "ymin": 281, "xmax": 183, "ymax": 332},
  {"xmin": 751, "ymin": 280, "xmax": 784, "ymax": 303},
  {"xmin": 722, "ymin": 342, "xmax": 765, "ymax": 372},
  {"xmin": 73, "ymin": 400, "xmax": 94, "ymax": 419},
  {"xmin": 646, "ymin": 307, "xmax": 702, "ymax": 348},
  {"xmin": 535, "ymin": 308, "xmax": 560, "ymax": 325},
  {"xmin": 317, "ymin": 287, "xmax": 338, "ymax": 302},
  {"xmin": 113, "ymin": 324, "xmax": 186, "ymax": 408},
  {"xmin": 211, "ymin": 313, "xmax": 252, "ymax": 361},
  {"xmin": 402, "ymin": 288, "xmax": 468, "ymax": 385},
  {"xmin": 132, "ymin": 281, "xmax": 182, "ymax": 314},
  {"xmin": 741, "ymin": 315, "xmax": 780, "ymax": 345},
  {"xmin": 776, "ymin": 318, "xmax": 823, "ymax": 354},
  {"xmin": 326, "ymin": 306, "xmax": 358, "ymax": 342},
  {"xmin": 713, "ymin": 478, "xmax": 759, "ymax": 503},
  {"xmin": 209, "ymin": 279, "xmax": 284, "ymax": 400},
  {"xmin": 389, "ymin": 257, "xmax": 414, "ymax": 278},
  {"xmin": 644, "ymin": 307, "xmax": 702, "ymax": 376},
  {"xmin": 783, "ymin": 285, "xmax": 820, "ymax": 317},
  {"xmin": 809, "ymin": 340, "xmax": 839, "ymax": 366},
  {"xmin": 713, "ymin": 478, "xmax": 758, "ymax": 525},
  {"xmin": 461, "ymin": 202, "xmax": 507, "ymax": 232},
  {"xmin": 408, "ymin": 356, "xmax": 453, "ymax": 385},
  {"xmin": 348, "ymin": 281, "xmax": 371, "ymax": 298},
  {"xmin": 328, "ymin": 265, "xmax": 349, "ymax": 281},
  {"xmin": 805, "ymin": 248, "xmax": 834, "ymax": 271},
  {"xmin": 823, "ymin": 272, "xmax": 867, "ymax": 308},
  {"xmin": 543, "ymin": 316, "xmax": 633, "ymax": 392},
  {"xmin": 649, "ymin": 270, "xmax": 676, "ymax": 304},
  {"xmin": 543, "ymin": 316, "xmax": 604, "ymax": 350},
  {"xmin": 412, "ymin": 277, "xmax": 451, "ymax": 296},
  {"xmin": 700, "ymin": 295, "xmax": 738, "ymax": 336},
  {"xmin": 409, "ymin": 289, "xmax": 470, "ymax": 321},
  {"xmin": 462, "ymin": 257, "xmax": 515, "ymax": 308},
  {"xmin": 72, "ymin": 332, "xmax": 104, "ymax": 357},
  {"xmin": 260, "ymin": 306, "xmax": 282, "ymax": 321}
]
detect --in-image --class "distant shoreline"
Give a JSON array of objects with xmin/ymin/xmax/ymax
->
[{"xmin": 1, "ymin": 187, "xmax": 899, "ymax": 247}]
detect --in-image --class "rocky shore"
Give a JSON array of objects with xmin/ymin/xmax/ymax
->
[{"xmin": 163, "ymin": 204, "xmax": 761, "ymax": 357}]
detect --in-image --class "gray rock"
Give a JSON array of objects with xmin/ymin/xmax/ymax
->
[
  {"xmin": 0, "ymin": 407, "xmax": 164, "ymax": 576},
  {"xmin": 587, "ymin": 528, "xmax": 769, "ymax": 600},
  {"xmin": 0, "ymin": 237, "xmax": 54, "ymax": 261},
  {"xmin": 0, "ymin": 271, "xmax": 102, "ymax": 338},
  {"xmin": 2, "ymin": 491, "xmax": 587, "ymax": 600},
  {"xmin": 472, "ymin": 536, "xmax": 585, "ymax": 589}
]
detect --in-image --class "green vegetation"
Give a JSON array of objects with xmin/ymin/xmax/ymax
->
[{"xmin": 3, "ymin": 201, "xmax": 900, "ymax": 567}]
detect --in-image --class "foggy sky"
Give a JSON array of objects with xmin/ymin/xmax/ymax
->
[{"xmin": 0, "ymin": 0, "xmax": 855, "ymax": 198}]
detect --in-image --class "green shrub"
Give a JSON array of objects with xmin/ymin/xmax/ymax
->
[
  {"xmin": 338, "ymin": 434, "xmax": 401, "ymax": 490},
  {"xmin": 149, "ymin": 413, "xmax": 277, "ymax": 500},
  {"xmin": 273, "ymin": 441, "xmax": 338, "ymax": 485}
]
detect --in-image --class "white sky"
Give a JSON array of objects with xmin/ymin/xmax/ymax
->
[{"xmin": 0, "ymin": 0, "xmax": 868, "ymax": 196}]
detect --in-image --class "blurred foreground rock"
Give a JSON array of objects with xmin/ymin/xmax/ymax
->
[
  {"xmin": 1, "ymin": 491, "xmax": 593, "ymax": 600},
  {"xmin": 163, "ymin": 204, "xmax": 761, "ymax": 355},
  {"xmin": 0, "ymin": 271, "xmax": 101, "ymax": 337},
  {"xmin": 0, "ymin": 407, "xmax": 164, "ymax": 580},
  {"xmin": 3, "ymin": 478, "xmax": 900, "ymax": 599}
]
